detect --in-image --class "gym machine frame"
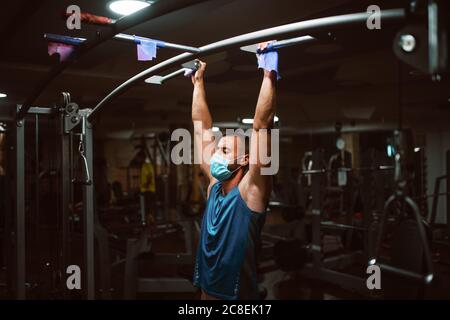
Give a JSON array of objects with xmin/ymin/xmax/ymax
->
[
  {"xmin": 429, "ymin": 174, "xmax": 450, "ymax": 239},
  {"xmin": 4, "ymin": 97, "xmax": 95, "ymax": 300},
  {"xmin": 299, "ymin": 150, "xmax": 371, "ymax": 294},
  {"xmin": 8, "ymin": 0, "xmax": 208, "ymax": 300},
  {"xmin": 370, "ymin": 130, "xmax": 434, "ymax": 285}
]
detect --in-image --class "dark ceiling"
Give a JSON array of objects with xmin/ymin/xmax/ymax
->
[{"xmin": 0, "ymin": 0, "xmax": 449, "ymax": 138}]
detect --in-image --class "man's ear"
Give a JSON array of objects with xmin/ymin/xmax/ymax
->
[{"xmin": 241, "ymin": 153, "xmax": 249, "ymax": 166}]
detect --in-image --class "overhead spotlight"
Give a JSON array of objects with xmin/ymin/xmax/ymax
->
[
  {"xmin": 108, "ymin": 0, "xmax": 152, "ymax": 16},
  {"xmin": 414, "ymin": 147, "xmax": 421, "ymax": 152},
  {"xmin": 0, "ymin": 92, "xmax": 7, "ymax": 98}
]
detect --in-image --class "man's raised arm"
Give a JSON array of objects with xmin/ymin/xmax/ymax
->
[
  {"xmin": 191, "ymin": 61, "xmax": 214, "ymax": 181},
  {"xmin": 240, "ymin": 41, "xmax": 279, "ymax": 212},
  {"xmin": 253, "ymin": 70, "xmax": 277, "ymax": 131},
  {"xmin": 249, "ymin": 68, "xmax": 277, "ymax": 181},
  {"xmin": 240, "ymin": 66, "xmax": 277, "ymax": 212}
]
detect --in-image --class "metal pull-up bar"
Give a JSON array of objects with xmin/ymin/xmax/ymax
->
[
  {"xmin": 145, "ymin": 68, "xmax": 187, "ymax": 85},
  {"xmin": 88, "ymin": 8, "xmax": 406, "ymax": 120},
  {"xmin": 44, "ymin": 33, "xmax": 200, "ymax": 54},
  {"xmin": 240, "ymin": 35, "xmax": 317, "ymax": 53},
  {"xmin": 145, "ymin": 60, "xmax": 200, "ymax": 85}
]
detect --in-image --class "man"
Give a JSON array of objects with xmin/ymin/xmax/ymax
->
[
  {"xmin": 137, "ymin": 150, "xmax": 157, "ymax": 220},
  {"xmin": 191, "ymin": 42, "xmax": 277, "ymax": 300}
]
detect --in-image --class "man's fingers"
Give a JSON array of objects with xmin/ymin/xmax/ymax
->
[
  {"xmin": 190, "ymin": 60, "xmax": 206, "ymax": 84},
  {"xmin": 258, "ymin": 40, "xmax": 276, "ymax": 51},
  {"xmin": 258, "ymin": 42, "xmax": 269, "ymax": 50},
  {"xmin": 197, "ymin": 60, "xmax": 207, "ymax": 70}
]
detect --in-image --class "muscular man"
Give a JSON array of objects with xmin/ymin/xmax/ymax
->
[{"xmin": 191, "ymin": 43, "xmax": 277, "ymax": 300}]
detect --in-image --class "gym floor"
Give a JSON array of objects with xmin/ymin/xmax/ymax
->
[{"xmin": 1, "ymin": 0, "xmax": 450, "ymax": 301}]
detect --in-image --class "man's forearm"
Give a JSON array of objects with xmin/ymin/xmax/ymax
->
[
  {"xmin": 253, "ymin": 71, "xmax": 276, "ymax": 130},
  {"xmin": 192, "ymin": 81, "xmax": 213, "ymax": 129},
  {"xmin": 191, "ymin": 67, "xmax": 214, "ymax": 178}
]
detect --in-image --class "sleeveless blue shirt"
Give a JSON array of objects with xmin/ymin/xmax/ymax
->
[{"xmin": 193, "ymin": 182, "xmax": 266, "ymax": 299}]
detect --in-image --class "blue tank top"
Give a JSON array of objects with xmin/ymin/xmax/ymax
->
[{"xmin": 193, "ymin": 182, "xmax": 266, "ymax": 300}]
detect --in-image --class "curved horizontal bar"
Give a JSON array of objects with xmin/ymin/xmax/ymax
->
[
  {"xmin": 89, "ymin": 8, "xmax": 406, "ymax": 120},
  {"xmin": 16, "ymin": 0, "xmax": 208, "ymax": 121}
]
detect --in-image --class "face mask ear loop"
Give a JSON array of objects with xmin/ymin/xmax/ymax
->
[
  {"xmin": 228, "ymin": 154, "xmax": 248, "ymax": 178},
  {"xmin": 231, "ymin": 153, "xmax": 248, "ymax": 165},
  {"xmin": 230, "ymin": 166, "xmax": 241, "ymax": 176}
]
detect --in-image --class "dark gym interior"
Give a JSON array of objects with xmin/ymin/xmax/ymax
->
[{"xmin": 0, "ymin": 0, "xmax": 450, "ymax": 300}]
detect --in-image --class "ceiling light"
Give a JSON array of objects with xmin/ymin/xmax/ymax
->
[
  {"xmin": 0, "ymin": 93, "xmax": 7, "ymax": 98},
  {"xmin": 414, "ymin": 147, "xmax": 421, "ymax": 152},
  {"xmin": 212, "ymin": 127, "xmax": 220, "ymax": 132},
  {"xmin": 108, "ymin": 0, "xmax": 152, "ymax": 16}
]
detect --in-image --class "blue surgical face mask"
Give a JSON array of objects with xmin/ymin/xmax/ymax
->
[{"xmin": 210, "ymin": 153, "xmax": 246, "ymax": 182}]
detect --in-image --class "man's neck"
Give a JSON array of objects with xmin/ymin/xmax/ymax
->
[{"xmin": 221, "ymin": 168, "xmax": 244, "ymax": 195}]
